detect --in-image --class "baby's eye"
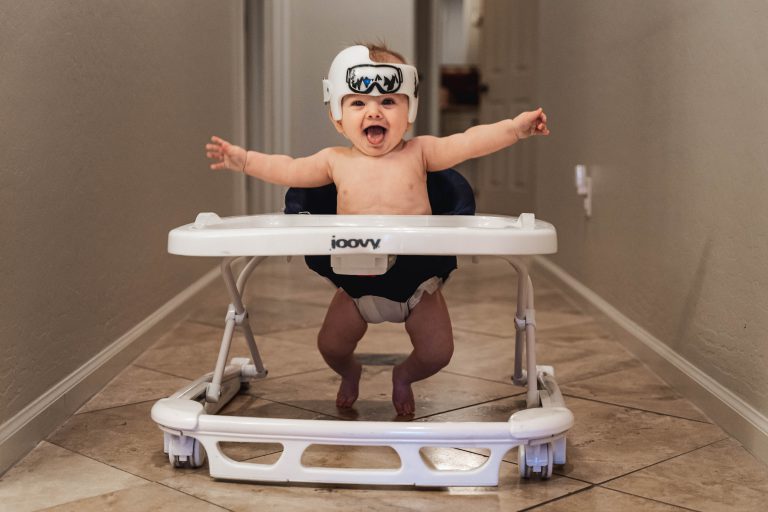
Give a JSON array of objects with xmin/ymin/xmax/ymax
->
[
  {"xmin": 350, "ymin": 100, "xmax": 365, "ymax": 107},
  {"xmin": 382, "ymin": 98, "xmax": 397, "ymax": 105}
]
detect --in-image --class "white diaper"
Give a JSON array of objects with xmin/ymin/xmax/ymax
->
[{"xmin": 352, "ymin": 277, "xmax": 443, "ymax": 324}]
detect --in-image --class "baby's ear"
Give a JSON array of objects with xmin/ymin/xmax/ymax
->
[{"xmin": 328, "ymin": 109, "xmax": 346, "ymax": 135}]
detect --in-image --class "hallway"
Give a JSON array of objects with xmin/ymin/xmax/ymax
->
[{"xmin": 2, "ymin": 256, "xmax": 766, "ymax": 511}]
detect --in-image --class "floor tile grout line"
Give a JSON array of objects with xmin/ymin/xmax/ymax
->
[
  {"xmin": 558, "ymin": 366, "xmax": 714, "ymax": 424},
  {"xmin": 444, "ymin": 326, "xmax": 512, "ymax": 339},
  {"xmin": 560, "ymin": 393, "xmax": 716, "ymax": 424},
  {"xmin": 131, "ymin": 363, "xmax": 194, "ymax": 382},
  {"xmin": 518, "ymin": 483, "xmax": 699, "ymax": 512},
  {"xmin": 594, "ymin": 485, "xmax": 703, "ymax": 512},
  {"xmin": 440, "ymin": 369, "xmax": 526, "ymax": 388},
  {"xmin": 69, "ymin": 396, "xmax": 169, "ymax": 416},
  {"xmin": 252, "ymin": 367, "xmax": 330, "ymax": 382},
  {"xmin": 596, "ymin": 436, "xmax": 730, "ymax": 489},
  {"xmin": 186, "ymin": 318, "xmax": 231, "ymax": 330},
  {"xmin": 41, "ymin": 442, "xmax": 163, "ymax": 491},
  {"xmin": 516, "ymin": 436, "xmax": 730, "ymax": 487},
  {"xmin": 71, "ymin": 364, "xmax": 194, "ymax": 415},
  {"xmin": 47, "ymin": 435, "xmax": 233, "ymax": 510},
  {"xmin": 155, "ymin": 481, "xmax": 235, "ymax": 512},
  {"xmin": 132, "ymin": 361, "xmax": 331, "ymax": 389},
  {"xmin": 254, "ymin": 397, "xmax": 349, "ymax": 421},
  {"xmin": 555, "ymin": 362, "xmax": 645, "ymax": 388},
  {"xmin": 414, "ymin": 393, "xmax": 526, "ymax": 421},
  {"xmin": 517, "ymin": 485, "xmax": 597, "ymax": 512},
  {"xmin": 256, "ymin": 392, "xmax": 529, "ymax": 423},
  {"xmin": 185, "ymin": 317, "xmax": 326, "ymax": 335},
  {"xmin": 450, "ymin": 316, "xmax": 597, "ymax": 340}
]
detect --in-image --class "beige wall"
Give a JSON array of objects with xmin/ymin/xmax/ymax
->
[
  {"xmin": 0, "ymin": 1, "xmax": 243, "ymax": 466},
  {"xmin": 536, "ymin": 0, "xmax": 768, "ymax": 448}
]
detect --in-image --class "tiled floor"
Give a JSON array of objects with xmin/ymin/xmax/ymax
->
[{"xmin": 2, "ymin": 256, "xmax": 767, "ymax": 511}]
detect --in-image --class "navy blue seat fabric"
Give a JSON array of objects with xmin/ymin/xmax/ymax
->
[{"xmin": 284, "ymin": 169, "xmax": 475, "ymax": 302}]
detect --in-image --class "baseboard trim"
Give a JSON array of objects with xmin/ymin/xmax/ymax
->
[
  {"xmin": 534, "ymin": 256, "xmax": 768, "ymax": 465},
  {"xmin": 0, "ymin": 267, "xmax": 220, "ymax": 475}
]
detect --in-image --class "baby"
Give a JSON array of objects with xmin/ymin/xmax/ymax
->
[{"xmin": 206, "ymin": 44, "xmax": 549, "ymax": 415}]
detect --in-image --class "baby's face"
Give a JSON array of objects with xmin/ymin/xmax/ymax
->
[{"xmin": 333, "ymin": 93, "xmax": 410, "ymax": 157}]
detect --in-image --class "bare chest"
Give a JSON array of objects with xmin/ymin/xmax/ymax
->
[{"xmin": 330, "ymin": 146, "xmax": 430, "ymax": 214}]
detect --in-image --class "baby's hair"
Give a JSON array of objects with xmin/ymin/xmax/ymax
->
[{"xmin": 354, "ymin": 40, "xmax": 407, "ymax": 64}]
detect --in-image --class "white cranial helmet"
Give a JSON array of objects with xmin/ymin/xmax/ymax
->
[{"xmin": 322, "ymin": 45, "xmax": 419, "ymax": 123}]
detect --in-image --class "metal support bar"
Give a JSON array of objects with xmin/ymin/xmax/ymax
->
[
  {"xmin": 503, "ymin": 257, "xmax": 539, "ymax": 408},
  {"xmin": 207, "ymin": 258, "xmax": 268, "ymax": 403},
  {"xmin": 233, "ymin": 257, "xmax": 268, "ymax": 375},
  {"xmin": 207, "ymin": 314, "xmax": 237, "ymax": 403}
]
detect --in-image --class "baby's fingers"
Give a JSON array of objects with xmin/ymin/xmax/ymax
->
[{"xmin": 205, "ymin": 144, "xmax": 225, "ymax": 157}]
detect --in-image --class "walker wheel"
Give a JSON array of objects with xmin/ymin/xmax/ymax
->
[
  {"xmin": 541, "ymin": 442, "xmax": 554, "ymax": 480},
  {"xmin": 170, "ymin": 452, "xmax": 183, "ymax": 468},
  {"xmin": 168, "ymin": 439, "xmax": 207, "ymax": 468},
  {"xmin": 518, "ymin": 446, "xmax": 532, "ymax": 479},
  {"xmin": 188, "ymin": 438, "xmax": 207, "ymax": 468},
  {"xmin": 518, "ymin": 443, "xmax": 554, "ymax": 480}
]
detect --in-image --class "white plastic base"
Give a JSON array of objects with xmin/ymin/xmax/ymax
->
[{"xmin": 152, "ymin": 363, "xmax": 572, "ymax": 487}]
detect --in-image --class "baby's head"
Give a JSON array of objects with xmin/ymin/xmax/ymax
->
[{"xmin": 323, "ymin": 44, "xmax": 419, "ymax": 156}]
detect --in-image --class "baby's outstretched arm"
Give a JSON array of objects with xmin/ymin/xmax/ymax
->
[
  {"xmin": 419, "ymin": 108, "xmax": 550, "ymax": 171},
  {"xmin": 206, "ymin": 136, "xmax": 333, "ymax": 188}
]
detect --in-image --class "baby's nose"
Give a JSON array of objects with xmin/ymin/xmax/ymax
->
[{"xmin": 365, "ymin": 104, "xmax": 383, "ymax": 118}]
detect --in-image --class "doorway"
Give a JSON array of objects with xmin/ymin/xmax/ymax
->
[{"xmin": 426, "ymin": 0, "xmax": 539, "ymax": 215}]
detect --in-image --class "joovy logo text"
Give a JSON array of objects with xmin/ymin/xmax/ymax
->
[{"xmin": 330, "ymin": 236, "xmax": 381, "ymax": 250}]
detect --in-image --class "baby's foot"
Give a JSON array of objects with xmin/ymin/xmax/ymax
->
[
  {"xmin": 392, "ymin": 367, "xmax": 415, "ymax": 416},
  {"xmin": 336, "ymin": 362, "xmax": 362, "ymax": 409}
]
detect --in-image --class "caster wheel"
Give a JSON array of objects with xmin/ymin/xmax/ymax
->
[
  {"xmin": 168, "ymin": 438, "xmax": 206, "ymax": 468},
  {"xmin": 518, "ymin": 446, "xmax": 532, "ymax": 479},
  {"xmin": 189, "ymin": 438, "xmax": 207, "ymax": 468},
  {"xmin": 170, "ymin": 452, "xmax": 183, "ymax": 468},
  {"xmin": 540, "ymin": 442, "xmax": 554, "ymax": 480},
  {"xmin": 518, "ymin": 443, "xmax": 554, "ymax": 480}
]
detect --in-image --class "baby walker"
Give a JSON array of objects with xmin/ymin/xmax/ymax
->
[{"xmin": 151, "ymin": 171, "xmax": 573, "ymax": 486}]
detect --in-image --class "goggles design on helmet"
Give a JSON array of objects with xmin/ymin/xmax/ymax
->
[
  {"xmin": 347, "ymin": 65, "xmax": 404, "ymax": 94},
  {"xmin": 323, "ymin": 45, "xmax": 419, "ymax": 123}
]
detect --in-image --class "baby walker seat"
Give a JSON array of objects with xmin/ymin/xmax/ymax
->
[{"xmin": 152, "ymin": 169, "xmax": 573, "ymax": 486}]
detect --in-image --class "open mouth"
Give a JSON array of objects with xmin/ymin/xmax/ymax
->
[{"xmin": 364, "ymin": 125, "xmax": 387, "ymax": 145}]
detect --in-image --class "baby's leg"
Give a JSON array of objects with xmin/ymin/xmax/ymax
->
[
  {"xmin": 393, "ymin": 290, "xmax": 454, "ymax": 416},
  {"xmin": 317, "ymin": 289, "xmax": 367, "ymax": 408}
]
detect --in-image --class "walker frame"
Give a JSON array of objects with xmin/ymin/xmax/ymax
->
[{"xmin": 151, "ymin": 212, "xmax": 573, "ymax": 486}]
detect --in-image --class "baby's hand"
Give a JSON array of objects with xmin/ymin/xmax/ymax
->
[
  {"xmin": 512, "ymin": 108, "xmax": 550, "ymax": 139},
  {"xmin": 206, "ymin": 136, "xmax": 247, "ymax": 172}
]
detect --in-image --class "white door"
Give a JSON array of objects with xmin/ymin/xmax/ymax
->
[{"xmin": 476, "ymin": 0, "xmax": 538, "ymax": 215}]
